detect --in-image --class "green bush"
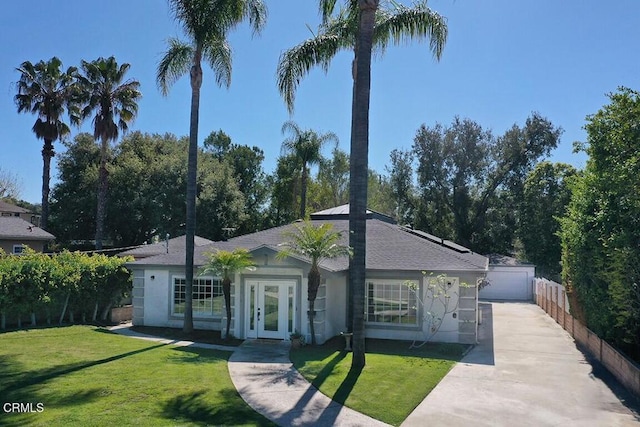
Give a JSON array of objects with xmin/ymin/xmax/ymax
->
[
  {"xmin": 560, "ymin": 87, "xmax": 640, "ymax": 361},
  {"xmin": 0, "ymin": 249, "xmax": 132, "ymax": 329}
]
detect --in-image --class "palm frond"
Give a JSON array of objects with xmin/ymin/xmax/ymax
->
[
  {"xmin": 374, "ymin": 1, "xmax": 448, "ymax": 60},
  {"xmin": 244, "ymin": 0, "xmax": 268, "ymax": 35},
  {"xmin": 276, "ymin": 29, "xmax": 347, "ymax": 113},
  {"xmin": 277, "ymin": 221, "xmax": 351, "ymax": 267},
  {"xmin": 200, "ymin": 248, "xmax": 256, "ymax": 280},
  {"xmin": 78, "ymin": 56, "xmax": 141, "ymax": 143},
  {"xmin": 14, "ymin": 57, "xmax": 79, "ymax": 142},
  {"xmin": 203, "ymin": 39, "xmax": 233, "ymax": 88},
  {"xmin": 157, "ymin": 38, "xmax": 194, "ymax": 95}
]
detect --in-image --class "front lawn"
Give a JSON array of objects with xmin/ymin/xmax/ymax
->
[
  {"xmin": 0, "ymin": 326, "xmax": 273, "ymax": 426},
  {"xmin": 290, "ymin": 337, "xmax": 468, "ymax": 426}
]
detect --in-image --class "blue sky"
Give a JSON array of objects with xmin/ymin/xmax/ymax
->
[{"xmin": 1, "ymin": 0, "xmax": 639, "ymax": 204}]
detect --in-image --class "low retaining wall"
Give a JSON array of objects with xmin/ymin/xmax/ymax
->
[
  {"xmin": 534, "ymin": 278, "xmax": 640, "ymax": 397},
  {"xmin": 111, "ymin": 305, "xmax": 133, "ymax": 323}
]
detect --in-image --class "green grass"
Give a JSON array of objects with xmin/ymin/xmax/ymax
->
[
  {"xmin": 0, "ymin": 325, "xmax": 274, "ymax": 426},
  {"xmin": 290, "ymin": 337, "xmax": 468, "ymax": 426}
]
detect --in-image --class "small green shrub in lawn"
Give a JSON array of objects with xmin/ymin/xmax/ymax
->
[
  {"xmin": 0, "ymin": 325, "xmax": 273, "ymax": 426},
  {"xmin": 290, "ymin": 337, "xmax": 467, "ymax": 426}
]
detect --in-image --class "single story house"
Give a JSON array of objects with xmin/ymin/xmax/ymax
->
[
  {"xmin": 0, "ymin": 216, "xmax": 55, "ymax": 254},
  {"xmin": 127, "ymin": 205, "xmax": 488, "ymax": 345},
  {"xmin": 480, "ymin": 254, "xmax": 535, "ymax": 301}
]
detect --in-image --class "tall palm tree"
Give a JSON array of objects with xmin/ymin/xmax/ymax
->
[
  {"xmin": 281, "ymin": 121, "xmax": 338, "ymax": 219},
  {"xmin": 277, "ymin": 221, "xmax": 351, "ymax": 345},
  {"xmin": 77, "ymin": 56, "xmax": 141, "ymax": 251},
  {"xmin": 200, "ymin": 248, "xmax": 256, "ymax": 340},
  {"xmin": 157, "ymin": 0, "xmax": 267, "ymax": 333},
  {"xmin": 14, "ymin": 57, "xmax": 80, "ymax": 232},
  {"xmin": 277, "ymin": 0, "xmax": 447, "ymax": 368}
]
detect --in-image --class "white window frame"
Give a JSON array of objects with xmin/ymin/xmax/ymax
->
[
  {"xmin": 172, "ymin": 276, "xmax": 223, "ymax": 318},
  {"xmin": 365, "ymin": 279, "xmax": 419, "ymax": 326},
  {"xmin": 12, "ymin": 244, "xmax": 25, "ymax": 255}
]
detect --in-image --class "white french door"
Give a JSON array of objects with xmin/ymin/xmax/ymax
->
[{"xmin": 245, "ymin": 280, "xmax": 296, "ymax": 340}]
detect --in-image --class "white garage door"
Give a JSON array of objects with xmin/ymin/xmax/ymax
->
[{"xmin": 481, "ymin": 270, "xmax": 532, "ymax": 301}]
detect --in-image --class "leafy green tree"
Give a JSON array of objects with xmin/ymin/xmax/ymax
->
[
  {"xmin": 196, "ymin": 156, "xmax": 246, "ymax": 240},
  {"xmin": 277, "ymin": 222, "xmax": 351, "ymax": 345},
  {"xmin": 278, "ymin": 0, "xmax": 447, "ymax": 368},
  {"xmin": 157, "ymin": 0, "xmax": 266, "ymax": 333},
  {"xmin": 387, "ymin": 148, "xmax": 416, "ymax": 225},
  {"xmin": 200, "ymin": 248, "xmax": 256, "ymax": 339},
  {"xmin": 107, "ymin": 132, "xmax": 189, "ymax": 246},
  {"xmin": 51, "ymin": 132, "xmax": 247, "ymax": 247},
  {"xmin": 77, "ymin": 56, "xmax": 141, "ymax": 250},
  {"xmin": 49, "ymin": 133, "xmax": 100, "ymax": 247},
  {"xmin": 519, "ymin": 162, "xmax": 577, "ymax": 279},
  {"xmin": 560, "ymin": 87, "xmax": 640, "ymax": 359},
  {"xmin": 204, "ymin": 130, "xmax": 268, "ymax": 234},
  {"xmin": 14, "ymin": 57, "xmax": 79, "ymax": 231},
  {"xmin": 413, "ymin": 114, "xmax": 561, "ymax": 254},
  {"xmin": 267, "ymin": 154, "xmax": 302, "ymax": 226},
  {"xmin": 280, "ymin": 121, "xmax": 338, "ymax": 218},
  {"xmin": 310, "ymin": 147, "xmax": 350, "ymax": 210},
  {"xmin": 367, "ymin": 169, "xmax": 394, "ymax": 216}
]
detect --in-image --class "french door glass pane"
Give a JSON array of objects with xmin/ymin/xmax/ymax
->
[{"xmin": 263, "ymin": 285, "xmax": 279, "ymax": 331}]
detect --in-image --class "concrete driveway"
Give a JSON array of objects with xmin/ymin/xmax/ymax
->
[{"xmin": 402, "ymin": 302, "xmax": 640, "ymax": 427}]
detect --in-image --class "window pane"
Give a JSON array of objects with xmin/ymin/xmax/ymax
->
[{"xmin": 366, "ymin": 280, "xmax": 418, "ymax": 325}]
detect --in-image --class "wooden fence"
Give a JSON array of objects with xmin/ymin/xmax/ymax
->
[{"xmin": 534, "ymin": 278, "xmax": 640, "ymax": 397}]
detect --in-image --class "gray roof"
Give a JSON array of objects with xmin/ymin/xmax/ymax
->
[
  {"xmin": 119, "ymin": 235, "xmax": 214, "ymax": 259},
  {"xmin": 130, "ymin": 218, "xmax": 487, "ymax": 273},
  {"xmin": 487, "ymin": 253, "xmax": 534, "ymax": 266},
  {"xmin": 310, "ymin": 204, "xmax": 395, "ymax": 224},
  {"xmin": 0, "ymin": 217, "xmax": 55, "ymax": 240},
  {"xmin": 0, "ymin": 200, "xmax": 30, "ymax": 214}
]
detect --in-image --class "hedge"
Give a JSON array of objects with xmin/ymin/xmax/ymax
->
[{"xmin": 0, "ymin": 248, "xmax": 132, "ymax": 329}]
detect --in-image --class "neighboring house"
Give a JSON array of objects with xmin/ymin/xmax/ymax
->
[
  {"xmin": 0, "ymin": 200, "xmax": 40, "ymax": 227},
  {"xmin": 119, "ymin": 235, "xmax": 214, "ymax": 260},
  {"xmin": 0, "ymin": 217, "xmax": 55, "ymax": 254},
  {"xmin": 127, "ymin": 205, "xmax": 488, "ymax": 345},
  {"xmin": 480, "ymin": 254, "xmax": 536, "ymax": 301}
]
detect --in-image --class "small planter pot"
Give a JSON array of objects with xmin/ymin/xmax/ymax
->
[{"xmin": 291, "ymin": 337, "xmax": 304, "ymax": 349}]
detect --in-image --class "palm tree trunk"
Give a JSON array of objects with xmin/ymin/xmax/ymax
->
[
  {"xmin": 223, "ymin": 278, "xmax": 232, "ymax": 339},
  {"xmin": 95, "ymin": 136, "xmax": 109, "ymax": 250},
  {"xmin": 184, "ymin": 52, "xmax": 203, "ymax": 334},
  {"xmin": 350, "ymin": 0, "xmax": 378, "ymax": 370},
  {"xmin": 308, "ymin": 266, "xmax": 321, "ymax": 345},
  {"xmin": 40, "ymin": 139, "xmax": 54, "ymax": 232},
  {"xmin": 300, "ymin": 165, "xmax": 308, "ymax": 218}
]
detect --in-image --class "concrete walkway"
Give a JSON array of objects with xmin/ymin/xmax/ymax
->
[
  {"xmin": 401, "ymin": 302, "xmax": 640, "ymax": 427},
  {"xmin": 109, "ymin": 324, "xmax": 388, "ymax": 426},
  {"xmin": 228, "ymin": 339, "xmax": 390, "ymax": 427}
]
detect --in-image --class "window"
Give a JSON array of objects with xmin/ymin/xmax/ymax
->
[
  {"xmin": 366, "ymin": 280, "xmax": 418, "ymax": 325},
  {"xmin": 12, "ymin": 245, "xmax": 25, "ymax": 255},
  {"xmin": 173, "ymin": 277, "xmax": 223, "ymax": 317}
]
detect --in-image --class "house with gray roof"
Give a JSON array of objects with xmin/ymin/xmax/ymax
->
[
  {"xmin": 0, "ymin": 217, "xmax": 55, "ymax": 254},
  {"xmin": 128, "ymin": 205, "xmax": 487, "ymax": 345}
]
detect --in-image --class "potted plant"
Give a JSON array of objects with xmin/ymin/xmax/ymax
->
[{"xmin": 290, "ymin": 330, "xmax": 305, "ymax": 349}]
